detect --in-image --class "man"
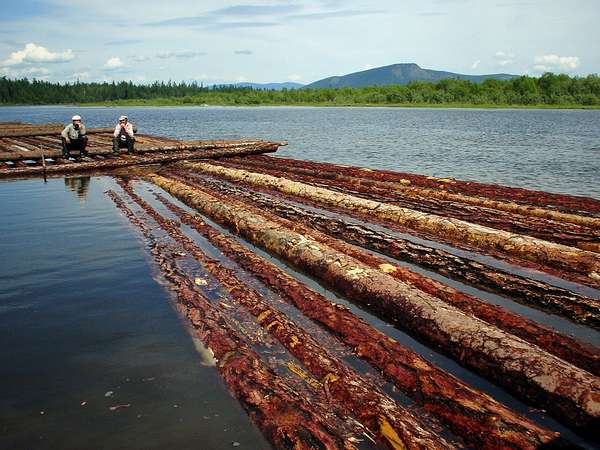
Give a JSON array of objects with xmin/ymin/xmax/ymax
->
[
  {"xmin": 113, "ymin": 115, "xmax": 136, "ymax": 155},
  {"xmin": 61, "ymin": 115, "xmax": 88, "ymax": 158}
]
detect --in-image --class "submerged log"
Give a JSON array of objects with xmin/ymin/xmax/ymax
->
[
  {"xmin": 153, "ymin": 191, "xmax": 565, "ymax": 450},
  {"xmin": 165, "ymin": 171, "xmax": 600, "ymax": 374},
  {"xmin": 121, "ymin": 180, "xmax": 456, "ymax": 450},
  {"xmin": 179, "ymin": 162, "xmax": 600, "ymax": 285},
  {"xmin": 108, "ymin": 190, "xmax": 360, "ymax": 450},
  {"xmin": 148, "ymin": 173, "xmax": 600, "ymax": 434}
]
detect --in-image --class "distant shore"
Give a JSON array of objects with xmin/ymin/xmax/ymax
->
[{"xmin": 72, "ymin": 100, "xmax": 600, "ymax": 110}]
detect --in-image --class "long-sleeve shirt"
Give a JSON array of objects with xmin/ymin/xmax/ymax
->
[
  {"xmin": 61, "ymin": 123, "xmax": 86, "ymax": 140},
  {"xmin": 114, "ymin": 123, "xmax": 135, "ymax": 138}
]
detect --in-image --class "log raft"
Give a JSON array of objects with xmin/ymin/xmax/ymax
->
[
  {"xmin": 0, "ymin": 122, "xmax": 286, "ymax": 178},
  {"xmin": 4, "ymin": 121, "xmax": 600, "ymax": 449}
]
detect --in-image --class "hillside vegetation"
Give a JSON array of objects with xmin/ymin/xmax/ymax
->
[{"xmin": 1, "ymin": 73, "xmax": 599, "ymax": 108}]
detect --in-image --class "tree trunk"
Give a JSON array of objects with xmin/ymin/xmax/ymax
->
[{"xmin": 148, "ymin": 173, "xmax": 600, "ymax": 434}]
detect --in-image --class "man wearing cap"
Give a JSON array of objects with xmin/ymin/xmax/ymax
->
[
  {"xmin": 112, "ymin": 115, "xmax": 136, "ymax": 155},
  {"xmin": 61, "ymin": 115, "xmax": 88, "ymax": 158}
]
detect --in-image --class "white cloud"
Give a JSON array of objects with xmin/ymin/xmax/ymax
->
[
  {"xmin": 1, "ymin": 43, "xmax": 74, "ymax": 67},
  {"xmin": 236, "ymin": 75, "xmax": 248, "ymax": 82},
  {"xmin": 104, "ymin": 57, "xmax": 124, "ymax": 70},
  {"xmin": 533, "ymin": 54, "xmax": 579, "ymax": 72},
  {"xmin": 288, "ymin": 73, "xmax": 303, "ymax": 82},
  {"xmin": 363, "ymin": 64, "xmax": 374, "ymax": 70},
  {"xmin": 471, "ymin": 60, "xmax": 480, "ymax": 70}
]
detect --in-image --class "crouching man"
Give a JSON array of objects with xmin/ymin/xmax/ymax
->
[
  {"xmin": 61, "ymin": 115, "xmax": 88, "ymax": 158},
  {"xmin": 113, "ymin": 115, "xmax": 136, "ymax": 155}
]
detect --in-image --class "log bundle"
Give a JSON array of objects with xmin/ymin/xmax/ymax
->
[
  {"xmin": 0, "ymin": 122, "xmax": 285, "ymax": 178},
  {"xmin": 107, "ymin": 151, "xmax": 599, "ymax": 449},
  {"xmin": 7, "ymin": 121, "xmax": 599, "ymax": 448}
]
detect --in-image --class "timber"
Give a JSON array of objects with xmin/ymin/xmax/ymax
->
[
  {"xmin": 147, "ymin": 173, "xmax": 600, "ymax": 434},
  {"xmin": 164, "ymin": 169, "xmax": 600, "ymax": 372},
  {"xmin": 119, "ymin": 180, "xmax": 455, "ymax": 450},
  {"xmin": 179, "ymin": 161, "xmax": 600, "ymax": 284},
  {"xmin": 153, "ymin": 191, "xmax": 564, "ymax": 450},
  {"xmin": 107, "ymin": 191, "xmax": 361, "ymax": 449},
  {"xmin": 221, "ymin": 157, "xmax": 600, "ymax": 246},
  {"xmin": 252, "ymin": 155, "xmax": 600, "ymax": 215}
]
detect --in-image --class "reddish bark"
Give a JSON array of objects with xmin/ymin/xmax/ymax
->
[
  {"xmin": 153, "ymin": 191, "xmax": 568, "ymax": 450},
  {"xmin": 107, "ymin": 190, "xmax": 358, "ymax": 450},
  {"xmin": 248, "ymin": 155, "xmax": 600, "ymax": 215}
]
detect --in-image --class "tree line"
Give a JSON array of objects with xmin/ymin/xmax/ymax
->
[{"xmin": 1, "ymin": 73, "xmax": 599, "ymax": 107}]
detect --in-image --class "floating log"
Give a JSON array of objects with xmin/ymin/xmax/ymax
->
[
  {"xmin": 252, "ymin": 155, "xmax": 600, "ymax": 215},
  {"xmin": 179, "ymin": 161, "xmax": 600, "ymax": 285},
  {"xmin": 223, "ymin": 157, "xmax": 600, "ymax": 247},
  {"xmin": 152, "ymin": 190, "xmax": 565, "ymax": 449},
  {"xmin": 120, "ymin": 181, "xmax": 456, "ymax": 450},
  {"xmin": 108, "ymin": 190, "xmax": 362, "ymax": 450},
  {"xmin": 0, "ymin": 138, "xmax": 283, "ymax": 161},
  {"xmin": 166, "ymin": 170, "xmax": 600, "ymax": 372},
  {"xmin": 0, "ymin": 126, "xmax": 114, "ymax": 138},
  {"xmin": 0, "ymin": 143, "xmax": 283, "ymax": 179},
  {"xmin": 147, "ymin": 173, "xmax": 600, "ymax": 434}
]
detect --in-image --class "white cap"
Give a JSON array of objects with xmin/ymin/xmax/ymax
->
[
  {"xmin": 72, "ymin": 115, "xmax": 81, "ymax": 121},
  {"xmin": 118, "ymin": 115, "xmax": 128, "ymax": 121}
]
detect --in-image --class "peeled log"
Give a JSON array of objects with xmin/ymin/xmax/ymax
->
[
  {"xmin": 148, "ymin": 173, "xmax": 600, "ymax": 434},
  {"xmin": 155, "ymin": 192, "xmax": 564, "ymax": 450},
  {"xmin": 179, "ymin": 162, "xmax": 600, "ymax": 283}
]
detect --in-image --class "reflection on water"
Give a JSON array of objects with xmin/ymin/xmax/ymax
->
[
  {"xmin": 0, "ymin": 177, "xmax": 269, "ymax": 450},
  {"xmin": 64, "ymin": 176, "xmax": 91, "ymax": 201}
]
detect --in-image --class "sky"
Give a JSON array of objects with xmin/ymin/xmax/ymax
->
[{"xmin": 0, "ymin": 0, "xmax": 598, "ymax": 85}]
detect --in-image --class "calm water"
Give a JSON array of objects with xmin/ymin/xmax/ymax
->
[
  {"xmin": 1, "ymin": 105, "xmax": 599, "ymax": 198},
  {"xmin": 1, "ymin": 106, "xmax": 599, "ymax": 449}
]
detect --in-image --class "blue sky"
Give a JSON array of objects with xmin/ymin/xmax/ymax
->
[{"xmin": 0, "ymin": 0, "xmax": 598, "ymax": 84}]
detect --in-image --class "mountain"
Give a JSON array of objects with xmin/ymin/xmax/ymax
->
[
  {"xmin": 220, "ymin": 82, "xmax": 304, "ymax": 90},
  {"xmin": 306, "ymin": 63, "xmax": 517, "ymax": 88}
]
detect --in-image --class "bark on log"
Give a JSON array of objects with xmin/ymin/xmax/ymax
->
[
  {"xmin": 0, "ymin": 126, "xmax": 114, "ymax": 138},
  {"xmin": 148, "ymin": 173, "xmax": 600, "ymax": 434},
  {"xmin": 172, "ymin": 169, "xmax": 600, "ymax": 332},
  {"xmin": 179, "ymin": 161, "xmax": 600, "ymax": 284},
  {"xmin": 252, "ymin": 155, "xmax": 600, "ymax": 215},
  {"xmin": 153, "ymin": 191, "xmax": 566, "ymax": 450},
  {"xmin": 0, "ymin": 139, "xmax": 283, "ymax": 161},
  {"xmin": 108, "ymin": 190, "xmax": 358, "ymax": 450},
  {"xmin": 165, "ymin": 171, "xmax": 600, "ymax": 373},
  {"xmin": 122, "ymin": 182, "xmax": 457, "ymax": 450},
  {"xmin": 242, "ymin": 156, "xmax": 600, "ymax": 230},
  {"xmin": 0, "ymin": 144, "xmax": 280, "ymax": 179},
  {"xmin": 219, "ymin": 158, "xmax": 600, "ymax": 253}
]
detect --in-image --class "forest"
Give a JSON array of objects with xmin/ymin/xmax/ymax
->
[{"xmin": 1, "ymin": 73, "xmax": 599, "ymax": 107}]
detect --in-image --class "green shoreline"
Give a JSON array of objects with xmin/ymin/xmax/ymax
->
[{"xmin": 63, "ymin": 100, "xmax": 600, "ymax": 110}]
